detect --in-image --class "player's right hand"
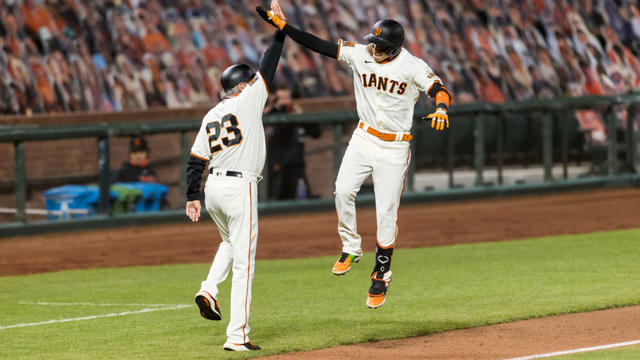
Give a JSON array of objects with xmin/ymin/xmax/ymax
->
[
  {"xmin": 186, "ymin": 200, "xmax": 202, "ymax": 223},
  {"xmin": 271, "ymin": 0, "xmax": 286, "ymax": 20}
]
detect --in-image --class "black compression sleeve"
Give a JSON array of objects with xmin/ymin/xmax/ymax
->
[
  {"xmin": 281, "ymin": 23, "xmax": 339, "ymax": 59},
  {"xmin": 259, "ymin": 30, "xmax": 286, "ymax": 91},
  {"xmin": 186, "ymin": 155, "xmax": 207, "ymax": 201}
]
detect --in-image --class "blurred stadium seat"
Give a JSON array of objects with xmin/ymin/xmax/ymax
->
[{"xmin": 0, "ymin": 0, "xmax": 637, "ymax": 115}]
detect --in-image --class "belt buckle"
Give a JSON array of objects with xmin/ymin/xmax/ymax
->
[{"xmin": 226, "ymin": 171, "xmax": 243, "ymax": 178}]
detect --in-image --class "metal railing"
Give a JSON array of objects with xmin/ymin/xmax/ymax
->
[{"xmin": 1, "ymin": 93, "xmax": 639, "ymax": 235}]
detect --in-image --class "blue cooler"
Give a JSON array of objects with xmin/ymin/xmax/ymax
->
[
  {"xmin": 115, "ymin": 183, "xmax": 168, "ymax": 212},
  {"xmin": 42, "ymin": 185, "xmax": 117, "ymax": 220}
]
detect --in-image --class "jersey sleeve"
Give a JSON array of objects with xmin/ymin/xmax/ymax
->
[
  {"xmin": 412, "ymin": 59, "xmax": 443, "ymax": 94},
  {"xmin": 190, "ymin": 118, "xmax": 211, "ymax": 161},
  {"xmin": 336, "ymin": 39, "xmax": 359, "ymax": 68}
]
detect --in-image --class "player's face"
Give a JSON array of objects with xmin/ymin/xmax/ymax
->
[
  {"xmin": 129, "ymin": 151, "xmax": 149, "ymax": 166},
  {"xmin": 275, "ymin": 89, "xmax": 292, "ymax": 106},
  {"xmin": 370, "ymin": 43, "xmax": 391, "ymax": 63}
]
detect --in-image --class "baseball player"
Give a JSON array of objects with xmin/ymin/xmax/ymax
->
[
  {"xmin": 257, "ymin": 2, "xmax": 452, "ymax": 309},
  {"xmin": 185, "ymin": 4, "xmax": 286, "ymax": 351}
]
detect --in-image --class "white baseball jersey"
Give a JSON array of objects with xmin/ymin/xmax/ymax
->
[
  {"xmin": 337, "ymin": 40, "xmax": 442, "ymax": 133},
  {"xmin": 191, "ymin": 72, "xmax": 269, "ymax": 174}
]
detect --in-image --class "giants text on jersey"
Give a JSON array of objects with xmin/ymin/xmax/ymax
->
[{"xmin": 337, "ymin": 40, "xmax": 443, "ymax": 133}]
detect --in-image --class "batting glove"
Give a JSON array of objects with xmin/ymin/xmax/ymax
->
[
  {"xmin": 256, "ymin": 6, "xmax": 286, "ymax": 30},
  {"xmin": 426, "ymin": 108, "xmax": 449, "ymax": 131}
]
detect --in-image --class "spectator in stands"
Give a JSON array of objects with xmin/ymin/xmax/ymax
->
[
  {"xmin": 470, "ymin": 65, "xmax": 505, "ymax": 103},
  {"xmin": 530, "ymin": 65, "xmax": 558, "ymax": 99},
  {"xmin": 141, "ymin": 12, "xmax": 171, "ymax": 55},
  {"xmin": 22, "ymin": 0, "xmax": 59, "ymax": 54},
  {"xmin": 114, "ymin": 136, "xmax": 157, "ymax": 183},
  {"xmin": 116, "ymin": 54, "xmax": 148, "ymax": 110},
  {"xmin": 29, "ymin": 54, "xmax": 59, "ymax": 112},
  {"xmin": 445, "ymin": 62, "xmax": 478, "ymax": 104}
]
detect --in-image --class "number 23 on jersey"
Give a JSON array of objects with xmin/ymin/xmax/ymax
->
[{"xmin": 206, "ymin": 114, "xmax": 243, "ymax": 154}]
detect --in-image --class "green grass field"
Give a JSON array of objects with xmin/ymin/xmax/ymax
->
[{"xmin": 2, "ymin": 228, "xmax": 640, "ymax": 359}]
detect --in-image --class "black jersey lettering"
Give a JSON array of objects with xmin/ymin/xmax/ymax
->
[
  {"xmin": 377, "ymin": 77, "xmax": 388, "ymax": 91},
  {"xmin": 397, "ymin": 82, "xmax": 407, "ymax": 95},
  {"xmin": 368, "ymin": 73, "xmax": 377, "ymax": 88},
  {"xmin": 389, "ymin": 80, "xmax": 399, "ymax": 93}
]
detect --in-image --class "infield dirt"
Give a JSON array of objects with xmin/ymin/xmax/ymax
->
[{"xmin": 2, "ymin": 188, "xmax": 640, "ymax": 359}]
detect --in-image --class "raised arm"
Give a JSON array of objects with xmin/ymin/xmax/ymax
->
[
  {"xmin": 256, "ymin": 6, "xmax": 339, "ymax": 59},
  {"xmin": 259, "ymin": 29, "xmax": 286, "ymax": 91}
]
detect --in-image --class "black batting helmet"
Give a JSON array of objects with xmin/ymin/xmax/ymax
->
[
  {"xmin": 220, "ymin": 64, "xmax": 255, "ymax": 92},
  {"xmin": 364, "ymin": 19, "xmax": 405, "ymax": 57}
]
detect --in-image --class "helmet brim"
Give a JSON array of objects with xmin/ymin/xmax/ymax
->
[{"xmin": 364, "ymin": 33, "xmax": 395, "ymax": 49}]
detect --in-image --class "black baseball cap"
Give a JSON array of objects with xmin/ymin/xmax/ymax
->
[{"xmin": 130, "ymin": 136, "xmax": 149, "ymax": 152}]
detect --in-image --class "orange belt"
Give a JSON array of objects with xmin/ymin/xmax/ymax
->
[{"xmin": 358, "ymin": 122, "xmax": 413, "ymax": 142}]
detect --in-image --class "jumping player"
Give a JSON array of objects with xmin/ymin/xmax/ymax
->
[
  {"xmin": 185, "ymin": 3, "xmax": 286, "ymax": 351},
  {"xmin": 257, "ymin": 1, "xmax": 453, "ymax": 309}
]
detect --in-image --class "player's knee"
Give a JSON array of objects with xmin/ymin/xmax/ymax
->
[
  {"xmin": 334, "ymin": 185, "xmax": 356, "ymax": 201},
  {"xmin": 378, "ymin": 205, "xmax": 397, "ymax": 223},
  {"xmin": 334, "ymin": 181, "xmax": 358, "ymax": 197}
]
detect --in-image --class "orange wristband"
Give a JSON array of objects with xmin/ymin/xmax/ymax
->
[
  {"xmin": 435, "ymin": 90, "xmax": 452, "ymax": 108},
  {"xmin": 268, "ymin": 11, "xmax": 286, "ymax": 30}
]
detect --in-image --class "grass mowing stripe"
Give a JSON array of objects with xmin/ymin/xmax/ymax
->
[
  {"xmin": 0, "ymin": 305, "xmax": 189, "ymax": 330},
  {"xmin": 1, "ymin": 228, "xmax": 639, "ymax": 359}
]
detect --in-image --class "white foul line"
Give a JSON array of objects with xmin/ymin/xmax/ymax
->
[
  {"xmin": 18, "ymin": 301, "xmax": 184, "ymax": 307},
  {"xmin": 505, "ymin": 339, "xmax": 640, "ymax": 360},
  {"xmin": 0, "ymin": 304, "xmax": 189, "ymax": 330}
]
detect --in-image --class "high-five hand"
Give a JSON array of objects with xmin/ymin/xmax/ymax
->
[
  {"xmin": 256, "ymin": 1, "xmax": 287, "ymax": 30},
  {"xmin": 271, "ymin": 0, "xmax": 286, "ymax": 20}
]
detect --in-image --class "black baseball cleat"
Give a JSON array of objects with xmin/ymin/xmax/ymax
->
[
  {"xmin": 195, "ymin": 290, "xmax": 221, "ymax": 320},
  {"xmin": 367, "ymin": 271, "xmax": 392, "ymax": 309},
  {"xmin": 223, "ymin": 341, "xmax": 261, "ymax": 351}
]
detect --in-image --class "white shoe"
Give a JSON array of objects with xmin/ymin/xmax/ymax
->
[{"xmin": 223, "ymin": 341, "xmax": 261, "ymax": 351}]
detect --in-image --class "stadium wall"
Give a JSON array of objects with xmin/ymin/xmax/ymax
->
[{"xmin": 0, "ymin": 97, "xmax": 355, "ymax": 221}]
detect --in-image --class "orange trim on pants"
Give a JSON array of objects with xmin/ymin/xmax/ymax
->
[
  {"xmin": 376, "ymin": 238, "xmax": 394, "ymax": 249},
  {"xmin": 242, "ymin": 183, "xmax": 252, "ymax": 343}
]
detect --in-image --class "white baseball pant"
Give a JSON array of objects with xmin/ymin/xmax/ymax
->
[
  {"xmin": 199, "ymin": 173, "xmax": 258, "ymax": 345},
  {"xmin": 335, "ymin": 127, "xmax": 411, "ymax": 256}
]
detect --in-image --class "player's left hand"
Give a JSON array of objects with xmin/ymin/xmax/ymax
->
[
  {"xmin": 425, "ymin": 108, "xmax": 449, "ymax": 131},
  {"xmin": 256, "ymin": 2, "xmax": 286, "ymax": 30},
  {"xmin": 186, "ymin": 200, "xmax": 202, "ymax": 223},
  {"xmin": 256, "ymin": 6, "xmax": 276, "ymax": 26}
]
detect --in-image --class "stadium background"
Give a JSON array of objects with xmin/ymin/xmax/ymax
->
[
  {"xmin": 1, "ymin": 0, "xmax": 640, "ymax": 218},
  {"xmin": 1, "ymin": 0, "xmax": 640, "ymax": 359}
]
